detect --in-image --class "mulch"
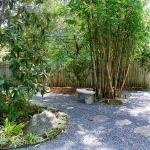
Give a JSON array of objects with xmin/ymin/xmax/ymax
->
[
  {"xmin": 48, "ymin": 87, "xmax": 143, "ymax": 95},
  {"xmin": 48, "ymin": 87, "xmax": 93, "ymax": 95},
  {"xmin": 49, "ymin": 87, "xmax": 76, "ymax": 94}
]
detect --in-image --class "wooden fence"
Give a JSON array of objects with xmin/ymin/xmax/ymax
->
[
  {"xmin": 0, "ymin": 61, "xmax": 150, "ymax": 88},
  {"xmin": 125, "ymin": 63, "xmax": 150, "ymax": 88},
  {"xmin": 48, "ymin": 63, "xmax": 150, "ymax": 88},
  {"xmin": 48, "ymin": 67, "xmax": 92, "ymax": 87},
  {"xmin": 0, "ymin": 61, "xmax": 12, "ymax": 78}
]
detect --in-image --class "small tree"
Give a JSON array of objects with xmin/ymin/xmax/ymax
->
[{"xmin": 0, "ymin": 0, "xmax": 51, "ymax": 103}]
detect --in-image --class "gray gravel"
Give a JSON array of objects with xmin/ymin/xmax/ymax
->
[{"xmin": 21, "ymin": 91, "xmax": 150, "ymax": 150}]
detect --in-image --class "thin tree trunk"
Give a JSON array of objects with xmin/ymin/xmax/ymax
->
[
  {"xmin": 87, "ymin": 11, "xmax": 97, "ymax": 91},
  {"xmin": 114, "ymin": 32, "xmax": 125, "ymax": 97},
  {"xmin": 120, "ymin": 63, "xmax": 130, "ymax": 92},
  {"xmin": 105, "ymin": 1, "xmax": 113, "ymax": 98}
]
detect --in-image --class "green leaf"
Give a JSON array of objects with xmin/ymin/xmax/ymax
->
[
  {"xmin": 41, "ymin": 87, "xmax": 46, "ymax": 97},
  {"xmin": 0, "ymin": 79, "xmax": 4, "ymax": 85},
  {"xmin": 13, "ymin": 123, "xmax": 24, "ymax": 134},
  {"xmin": 9, "ymin": 1, "xmax": 14, "ymax": 9},
  {"xmin": 0, "ymin": 34, "xmax": 3, "ymax": 43},
  {"xmin": 65, "ymin": 19, "xmax": 77, "ymax": 25}
]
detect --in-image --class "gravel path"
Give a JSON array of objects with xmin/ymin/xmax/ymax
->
[{"xmin": 21, "ymin": 91, "xmax": 150, "ymax": 150}]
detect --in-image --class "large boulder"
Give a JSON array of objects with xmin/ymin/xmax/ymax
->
[{"xmin": 23, "ymin": 110, "xmax": 58, "ymax": 135}]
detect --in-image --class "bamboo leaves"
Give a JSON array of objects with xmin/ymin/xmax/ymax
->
[{"xmin": 68, "ymin": 0, "xmax": 149, "ymax": 98}]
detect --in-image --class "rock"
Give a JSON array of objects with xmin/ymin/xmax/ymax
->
[
  {"xmin": 108, "ymin": 99, "xmax": 123, "ymax": 105},
  {"xmin": 85, "ymin": 96, "xmax": 93, "ymax": 104},
  {"xmin": 108, "ymin": 97, "xmax": 129, "ymax": 105},
  {"xmin": 23, "ymin": 110, "xmax": 58, "ymax": 135},
  {"xmin": 67, "ymin": 107, "xmax": 74, "ymax": 110},
  {"xmin": 92, "ymin": 115, "xmax": 110, "ymax": 123},
  {"xmin": 76, "ymin": 89, "xmax": 95, "ymax": 104},
  {"xmin": 115, "ymin": 119, "xmax": 132, "ymax": 126},
  {"xmin": 134, "ymin": 126, "xmax": 150, "ymax": 137}
]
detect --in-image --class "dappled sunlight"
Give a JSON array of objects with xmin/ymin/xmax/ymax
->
[
  {"xmin": 47, "ymin": 123, "xmax": 113, "ymax": 150},
  {"xmin": 25, "ymin": 91, "xmax": 150, "ymax": 150},
  {"xmin": 143, "ymin": 92, "xmax": 150, "ymax": 98},
  {"xmin": 128, "ymin": 105, "xmax": 150, "ymax": 117},
  {"xmin": 76, "ymin": 126, "xmax": 105, "ymax": 136},
  {"xmin": 118, "ymin": 91, "xmax": 150, "ymax": 117},
  {"xmin": 75, "ymin": 125, "xmax": 106, "ymax": 148},
  {"xmin": 57, "ymin": 141, "xmax": 75, "ymax": 150},
  {"xmin": 76, "ymin": 125, "xmax": 105, "ymax": 145},
  {"xmin": 83, "ymin": 134, "xmax": 102, "ymax": 145},
  {"xmin": 76, "ymin": 130, "xmax": 86, "ymax": 135},
  {"xmin": 128, "ymin": 92, "xmax": 150, "ymax": 117}
]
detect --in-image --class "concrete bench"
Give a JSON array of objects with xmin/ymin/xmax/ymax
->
[{"xmin": 76, "ymin": 89, "xmax": 95, "ymax": 104}]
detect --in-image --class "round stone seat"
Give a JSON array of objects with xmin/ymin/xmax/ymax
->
[
  {"xmin": 76, "ymin": 89, "xmax": 95, "ymax": 104},
  {"xmin": 76, "ymin": 89, "xmax": 95, "ymax": 95}
]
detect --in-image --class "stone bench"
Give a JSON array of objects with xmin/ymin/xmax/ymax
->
[{"xmin": 76, "ymin": 89, "xmax": 95, "ymax": 104}]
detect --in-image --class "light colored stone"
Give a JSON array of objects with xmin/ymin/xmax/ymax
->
[
  {"xmin": 108, "ymin": 98, "xmax": 129, "ymax": 105},
  {"xmin": 115, "ymin": 97, "xmax": 129, "ymax": 103},
  {"xmin": 92, "ymin": 115, "xmax": 110, "ymax": 123},
  {"xmin": 76, "ymin": 89, "xmax": 95, "ymax": 95},
  {"xmin": 134, "ymin": 126, "xmax": 150, "ymax": 137},
  {"xmin": 76, "ymin": 89, "xmax": 95, "ymax": 104},
  {"xmin": 23, "ymin": 110, "xmax": 58, "ymax": 135},
  {"xmin": 115, "ymin": 119, "xmax": 132, "ymax": 126},
  {"xmin": 67, "ymin": 107, "xmax": 74, "ymax": 110},
  {"xmin": 85, "ymin": 96, "xmax": 93, "ymax": 104}
]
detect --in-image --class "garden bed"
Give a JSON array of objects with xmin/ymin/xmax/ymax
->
[{"xmin": 0, "ymin": 100, "xmax": 67, "ymax": 149}]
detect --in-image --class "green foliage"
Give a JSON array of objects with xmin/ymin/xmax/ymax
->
[
  {"xmin": 13, "ymin": 123, "xmax": 24, "ymax": 134},
  {"xmin": 10, "ymin": 136, "xmax": 24, "ymax": 148},
  {"xmin": 4, "ymin": 118, "xmax": 24, "ymax": 136},
  {"xmin": 66, "ymin": 56, "xmax": 91, "ymax": 87},
  {"xmin": 0, "ymin": 0, "xmax": 52, "ymax": 111},
  {"xmin": 0, "ymin": 99, "xmax": 60, "ymax": 149},
  {"xmin": 0, "ymin": 135, "xmax": 9, "ymax": 147},
  {"xmin": 23, "ymin": 131, "xmax": 43, "ymax": 143},
  {"xmin": 0, "ymin": 92, "xmax": 9, "ymax": 112},
  {"xmin": 0, "ymin": 73, "xmax": 12, "ymax": 93},
  {"xmin": 44, "ymin": 129, "xmax": 58, "ymax": 139},
  {"xmin": 0, "ymin": 93, "xmax": 30, "ymax": 122},
  {"xmin": 45, "ymin": 1, "xmax": 91, "ymax": 86},
  {"xmin": 67, "ymin": 0, "xmax": 149, "ymax": 97},
  {"xmin": 4, "ymin": 118, "xmax": 16, "ymax": 136}
]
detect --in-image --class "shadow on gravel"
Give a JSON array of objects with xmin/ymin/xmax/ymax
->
[{"xmin": 22, "ymin": 91, "xmax": 150, "ymax": 150}]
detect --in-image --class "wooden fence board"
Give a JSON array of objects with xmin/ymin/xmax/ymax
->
[
  {"xmin": 0, "ymin": 61, "xmax": 12, "ymax": 78},
  {"xmin": 0, "ymin": 61, "xmax": 150, "ymax": 88}
]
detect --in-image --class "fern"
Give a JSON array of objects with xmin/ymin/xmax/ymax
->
[
  {"xmin": 4, "ymin": 118, "xmax": 24, "ymax": 136},
  {"xmin": 13, "ymin": 123, "xmax": 24, "ymax": 134}
]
